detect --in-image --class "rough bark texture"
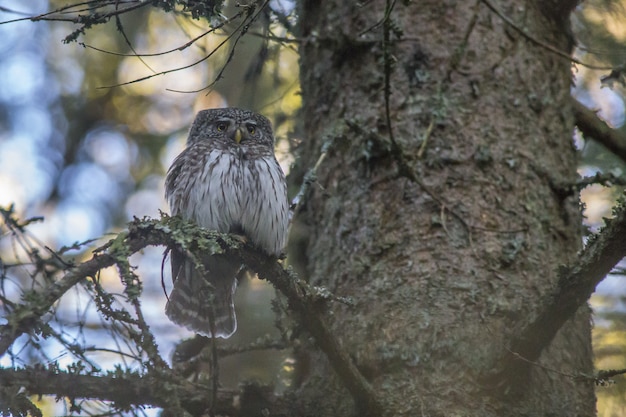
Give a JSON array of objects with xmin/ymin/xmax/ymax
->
[{"xmin": 293, "ymin": 1, "xmax": 595, "ymax": 415}]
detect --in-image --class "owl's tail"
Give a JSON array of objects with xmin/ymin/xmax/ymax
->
[{"xmin": 166, "ymin": 249, "xmax": 240, "ymax": 339}]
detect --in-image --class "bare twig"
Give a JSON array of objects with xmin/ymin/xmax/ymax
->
[
  {"xmin": 445, "ymin": 0, "xmax": 481, "ymax": 80},
  {"xmin": 416, "ymin": 118, "xmax": 434, "ymax": 159},
  {"xmin": 114, "ymin": 13, "xmax": 156, "ymax": 73},
  {"xmin": 0, "ymin": 1, "xmax": 147, "ymax": 25},
  {"xmin": 289, "ymin": 139, "xmax": 332, "ymax": 217},
  {"xmin": 480, "ymin": 0, "xmax": 611, "ymax": 70},
  {"xmin": 80, "ymin": 11, "xmax": 244, "ymax": 58},
  {"xmin": 97, "ymin": 20, "xmax": 243, "ymax": 89},
  {"xmin": 167, "ymin": 0, "xmax": 271, "ymax": 94}
]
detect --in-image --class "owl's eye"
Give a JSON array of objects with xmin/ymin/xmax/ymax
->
[
  {"xmin": 216, "ymin": 122, "xmax": 227, "ymax": 132},
  {"xmin": 246, "ymin": 124, "xmax": 256, "ymax": 135}
]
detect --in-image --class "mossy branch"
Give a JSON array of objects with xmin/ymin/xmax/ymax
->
[
  {"xmin": 0, "ymin": 214, "xmax": 383, "ymax": 416},
  {"xmin": 0, "ymin": 366, "xmax": 284, "ymax": 416}
]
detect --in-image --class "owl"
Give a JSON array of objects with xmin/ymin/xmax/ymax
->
[{"xmin": 165, "ymin": 108, "xmax": 289, "ymax": 338}]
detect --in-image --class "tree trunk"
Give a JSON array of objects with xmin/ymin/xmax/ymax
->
[{"xmin": 293, "ymin": 1, "xmax": 595, "ymax": 415}]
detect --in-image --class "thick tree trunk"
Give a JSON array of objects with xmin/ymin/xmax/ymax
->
[{"xmin": 293, "ymin": 1, "xmax": 595, "ymax": 415}]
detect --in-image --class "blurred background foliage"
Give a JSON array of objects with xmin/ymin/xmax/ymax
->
[{"xmin": 0, "ymin": 0, "xmax": 625, "ymax": 415}]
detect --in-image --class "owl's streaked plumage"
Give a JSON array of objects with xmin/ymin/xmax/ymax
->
[{"xmin": 165, "ymin": 108, "xmax": 289, "ymax": 338}]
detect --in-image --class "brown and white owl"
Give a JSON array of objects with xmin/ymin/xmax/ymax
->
[{"xmin": 165, "ymin": 108, "xmax": 289, "ymax": 338}]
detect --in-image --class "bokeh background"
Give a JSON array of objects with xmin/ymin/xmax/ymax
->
[{"xmin": 0, "ymin": 0, "xmax": 625, "ymax": 415}]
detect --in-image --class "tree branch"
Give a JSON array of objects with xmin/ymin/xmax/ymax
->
[
  {"xmin": 572, "ymin": 98, "xmax": 626, "ymax": 165},
  {"xmin": 195, "ymin": 224, "xmax": 385, "ymax": 416},
  {"xmin": 0, "ymin": 215, "xmax": 383, "ymax": 416},
  {"xmin": 0, "ymin": 366, "xmax": 286, "ymax": 416},
  {"xmin": 492, "ymin": 201, "xmax": 626, "ymax": 388},
  {"xmin": 0, "ymin": 229, "xmax": 161, "ymax": 355}
]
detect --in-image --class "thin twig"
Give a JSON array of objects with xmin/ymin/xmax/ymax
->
[
  {"xmin": 168, "ymin": 0, "xmax": 271, "ymax": 94},
  {"xmin": 289, "ymin": 141, "xmax": 331, "ymax": 216},
  {"xmin": 114, "ymin": 13, "xmax": 156, "ymax": 73},
  {"xmin": 0, "ymin": 1, "xmax": 149, "ymax": 26},
  {"xmin": 97, "ymin": 19, "xmax": 244, "ymax": 89},
  {"xmin": 416, "ymin": 118, "xmax": 434, "ymax": 159},
  {"xmin": 80, "ymin": 10, "xmax": 245, "ymax": 58},
  {"xmin": 445, "ymin": 0, "xmax": 481, "ymax": 80},
  {"xmin": 480, "ymin": 0, "xmax": 612, "ymax": 70}
]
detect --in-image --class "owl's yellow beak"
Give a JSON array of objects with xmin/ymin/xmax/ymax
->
[{"xmin": 234, "ymin": 128, "xmax": 243, "ymax": 144}]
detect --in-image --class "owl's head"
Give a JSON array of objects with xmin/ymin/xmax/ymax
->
[{"xmin": 187, "ymin": 108, "xmax": 275, "ymax": 154}]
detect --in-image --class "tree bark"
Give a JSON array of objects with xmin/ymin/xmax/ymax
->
[{"xmin": 293, "ymin": 1, "xmax": 595, "ymax": 415}]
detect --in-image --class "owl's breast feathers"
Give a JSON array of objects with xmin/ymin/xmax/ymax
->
[{"xmin": 166, "ymin": 145, "xmax": 288, "ymax": 257}]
